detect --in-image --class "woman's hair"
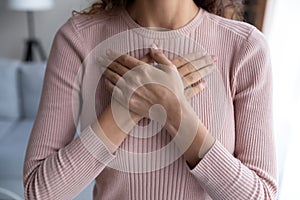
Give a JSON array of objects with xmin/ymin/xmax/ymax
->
[{"xmin": 75, "ymin": 0, "xmax": 244, "ymax": 20}]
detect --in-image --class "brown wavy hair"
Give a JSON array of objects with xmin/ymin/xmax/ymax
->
[{"xmin": 75, "ymin": 0, "xmax": 244, "ymax": 21}]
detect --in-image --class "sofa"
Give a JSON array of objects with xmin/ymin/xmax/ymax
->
[{"xmin": 0, "ymin": 59, "xmax": 93, "ymax": 199}]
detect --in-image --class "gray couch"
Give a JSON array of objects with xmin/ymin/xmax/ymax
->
[{"xmin": 0, "ymin": 59, "xmax": 93, "ymax": 199}]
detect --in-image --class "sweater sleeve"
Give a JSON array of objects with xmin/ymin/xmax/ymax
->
[
  {"xmin": 189, "ymin": 28, "xmax": 278, "ymax": 199},
  {"xmin": 23, "ymin": 18, "xmax": 115, "ymax": 199}
]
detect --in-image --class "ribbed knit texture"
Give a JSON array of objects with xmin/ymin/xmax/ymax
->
[{"xmin": 23, "ymin": 8, "xmax": 277, "ymax": 199}]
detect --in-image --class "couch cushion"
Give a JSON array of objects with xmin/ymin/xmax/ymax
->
[
  {"xmin": 0, "ymin": 120, "xmax": 17, "ymax": 141},
  {"xmin": 0, "ymin": 59, "xmax": 21, "ymax": 120},
  {"xmin": 0, "ymin": 119, "xmax": 94, "ymax": 200},
  {"xmin": 19, "ymin": 62, "xmax": 46, "ymax": 119},
  {"xmin": 0, "ymin": 179, "xmax": 24, "ymax": 199}
]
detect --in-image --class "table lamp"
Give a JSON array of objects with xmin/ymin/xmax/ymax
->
[{"xmin": 8, "ymin": 0, "xmax": 54, "ymax": 62}]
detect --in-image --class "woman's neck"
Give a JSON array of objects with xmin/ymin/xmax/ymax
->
[{"xmin": 126, "ymin": 0, "xmax": 199, "ymax": 30}]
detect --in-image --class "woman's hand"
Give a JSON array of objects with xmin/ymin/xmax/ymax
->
[
  {"xmin": 102, "ymin": 49, "xmax": 216, "ymax": 114},
  {"xmin": 100, "ymin": 48, "xmax": 216, "ymax": 165},
  {"xmin": 103, "ymin": 48, "xmax": 186, "ymax": 125},
  {"xmin": 171, "ymin": 52, "xmax": 217, "ymax": 99},
  {"xmin": 141, "ymin": 50, "xmax": 216, "ymax": 100}
]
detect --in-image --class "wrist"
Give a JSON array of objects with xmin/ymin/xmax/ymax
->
[
  {"xmin": 198, "ymin": 133, "xmax": 215, "ymax": 159},
  {"xmin": 91, "ymin": 106, "xmax": 124, "ymax": 153},
  {"xmin": 165, "ymin": 101, "xmax": 196, "ymax": 137},
  {"xmin": 183, "ymin": 128, "xmax": 215, "ymax": 168},
  {"xmin": 164, "ymin": 100, "xmax": 215, "ymax": 168},
  {"xmin": 92, "ymin": 102, "xmax": 139, "ymax": 153}
]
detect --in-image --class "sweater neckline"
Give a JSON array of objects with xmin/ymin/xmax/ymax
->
[{"xmin": 120, "ymin": 7, "xmax": 205, "ymax": 39}]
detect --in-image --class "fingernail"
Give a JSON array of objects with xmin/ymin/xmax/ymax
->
[
  {"xmin": 211, "ymin": 55, "xmax": 217, "ymax": 62},
  {"xmin": 106, "ymin": 49, "xmax": 112, "ymax": 56},
  {"xmin": 200, "ymin": 82, "xmax": 207, "ymax": 89}
]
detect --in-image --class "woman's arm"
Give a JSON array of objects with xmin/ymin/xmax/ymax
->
[
  {"xmin": 103, "ymin": 29, "xmax": 278, "ymax": 199},
  {"xmin": 187, "ymin": 29, "xmax": 278, "ymax": 199},
  {"xmin": 91, "ymin": 100, "xmax": 142, "ymax": 153},
  {"xmin": 103, "ymin": 48, "xmax": 217, "ymax": 167},
  {"xmin": 23, "ymin": 19, "xmax": 117, "ymax": 199}
]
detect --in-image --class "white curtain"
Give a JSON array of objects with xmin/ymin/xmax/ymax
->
[{"xmin": 265, "ymin": 0, "xmax": 300, "ymax": 199}]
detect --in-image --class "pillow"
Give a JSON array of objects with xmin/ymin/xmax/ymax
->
[
  {"xmin": 0, "ymin": 59, "xmax": 21, "ymax": 120},
  {"xmin": 19, "ymin": 62, "xmax": 46, "ymax": 119}
]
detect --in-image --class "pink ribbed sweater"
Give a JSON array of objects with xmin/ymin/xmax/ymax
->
[{"xmin": 23, "ymin": 8, "xmax": 277, "ymax": 200}]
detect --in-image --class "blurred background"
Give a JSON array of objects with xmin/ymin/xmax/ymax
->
[{"xmin": 0, "ymin": 0, "xmax": 299, "ymax": 199}]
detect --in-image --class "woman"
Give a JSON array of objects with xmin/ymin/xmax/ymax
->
[{"xmin": 23, "ymin": 0, "xmax": 277, "ymax": 199}]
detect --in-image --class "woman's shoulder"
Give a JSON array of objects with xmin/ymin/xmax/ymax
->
[
  {"xmin": 61, "ymin": 12, "xmax": 114, "ymax": 34},
  {"xmin": 202, "ymin": 10, "xmax": 264, "ymax": 42},
  {"xmin": 201, "ymin": 9, "xmax": 269, "ymax": 57},
  {"xmin": 52, "ymin": 12, "xmax": 120, "ymax": 53}
]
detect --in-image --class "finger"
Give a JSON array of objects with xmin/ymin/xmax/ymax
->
[
  {"xmin": 103, "ymin": 67, "xmax": 126, "ymax": 86},
  {"xmin": 178, "ymin": 55, "xmax": 215, "ymax": 77},
  {"xmin": 98, "ymin": 55, "xmax": 113, "ymax": 68},
  {"xmin": 183, "ymin": 64, "xmax": 215, "ymax": 87},
  {"xmin": 197, "ymin": 64, "xmax": 216, "ymax": 78},
  {"xmin": 106, "ymin": 49, "xmax": 145, "ymax": 69},
  {"xmin": 184, "ymin": 82, "xmax": 206, "ymax": 100},
  {"xmin": 105, "ymin": 79, "xmax": 126, "ymax": 105},
  {"xmin": 104, "ymin": 78, "xmax": 117, "ymax": 94},
  {"xmin": 149, "ymin": 48, "xmax": 174, "ymax": 68},
  {"xmin": 172, "ymin": 52, "xmax": 206, "ymax": 68},
  {"xmin": 190, "ymin": 56, "xmax": 216, "ymax": 71},
  {"xmin": 107, "ymin": 61, "xmax": 129, "ymax": 76},
  {"xmin": 182, "ymin": 78, "xmax": 190, "ymax": 89}
]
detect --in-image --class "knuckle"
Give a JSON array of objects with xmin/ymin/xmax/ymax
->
[
  {"xmin": 111, "ymin": 63, "xmax": 119, "ymax": 71},
  {"xmin": 127, "ymin": 74, "xmax": 140, "ymax": 86},
  {"xmin": 178, "ymin": 67, "xmax": 185, "ymax": 76},
  {"xmin": 128, "ymin": 95, "xmax": 137, "ymax": 106},
  {"xmin": 188, "ymin": 63, "xmax": 197, "ymax": 72},
  {"xmin": 187, "ymin": 74, "xmax": 195, "ymax": 82},
  {"xmin": 176, "ymin": 57, "xmax": 186, "ymax": 65}
]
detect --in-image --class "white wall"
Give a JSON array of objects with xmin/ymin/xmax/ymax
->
[
  {"xmin": 266, "ymin": 0, "xmax": 300, "ymax": 199},
  {"xmin": 0, "ymin": 0, "xmax": 92, "ymax": 60}
]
